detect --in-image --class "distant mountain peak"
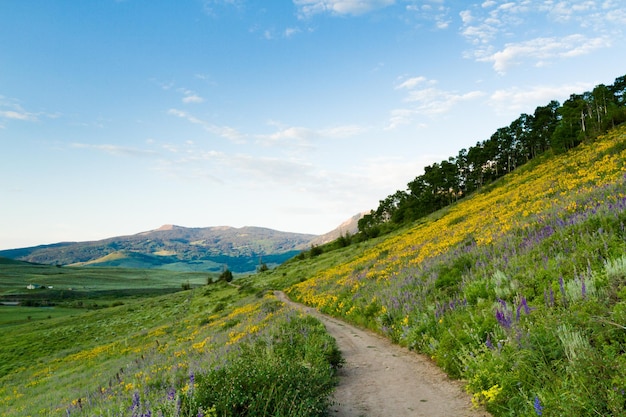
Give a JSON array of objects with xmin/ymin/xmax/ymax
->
[
  {"xmin": 0, "ymin": 214, "xmax": 365, "ymax": 273},
  {"xmin": 156, "ymin": 224, "xmax": 180, "ymax": 231}
]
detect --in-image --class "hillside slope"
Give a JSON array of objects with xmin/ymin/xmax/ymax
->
[{"xmin": 287, "ymin": 124, "xmax": 626, "ymax": 416}]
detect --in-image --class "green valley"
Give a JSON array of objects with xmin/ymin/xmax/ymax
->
[{"xmin": 3, "ymin": 78, "xmax": 626, "ymax": 416}]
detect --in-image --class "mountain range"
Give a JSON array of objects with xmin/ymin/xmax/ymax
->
[{"xmin": 0, "ymin": 214, "xmax": 363, "ymax": 273}]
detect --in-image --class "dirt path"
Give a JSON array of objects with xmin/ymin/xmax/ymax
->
[{"xmin": 276, "ymin": 291, "xmax": 491, "ymax": 417}]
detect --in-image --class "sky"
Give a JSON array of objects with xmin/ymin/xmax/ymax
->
[{"xmin": 1, "ymin": 0, "xmax": 626, "ymax": 250}]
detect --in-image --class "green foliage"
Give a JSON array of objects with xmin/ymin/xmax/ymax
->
[
  {"xmin": 359, "ymin": 73, "xmax": 626, "ymax": 239},
  {"xmin": 219, "ymin": 268, "xmax": 234, "ymax": 282},
  {"xmin": 310, "ymin": 245, "xmax": 323, "ymax": 257},
  {"xmin": 0, "ymin": 283, "xmax": 340, "ymax": 416},
  {"xmin": 286, "ymin": 124, "xmax": 626, "ymax": 416},
  {"xmin": 187, "ymin": 315, "xmax": 340, "ymax": 417}
]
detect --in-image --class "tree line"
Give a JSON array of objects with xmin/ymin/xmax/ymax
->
[{"xmin": 358, "ymin": 74, "xmax": 626, "ymax": 238}]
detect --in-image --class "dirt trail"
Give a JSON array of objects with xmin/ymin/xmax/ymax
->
[{"xmin": 276, "ymin": 291, "xmax": 491, "ymax": 417}]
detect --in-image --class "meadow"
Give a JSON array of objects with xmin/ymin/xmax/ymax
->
[
  {"xmin": 0, "ymin": 260, "xmax": 212, "ymax": 326},
  {"xmin": 0, "ymin": 280, "xmax": 340, "ymax": 416},
  {"xmin": 3, "ymin": 124, "xmax": 626, "ymax": 416},
  {"xmin": 286, "ymin": 124, "xmax": 626, "ymax": 416}
]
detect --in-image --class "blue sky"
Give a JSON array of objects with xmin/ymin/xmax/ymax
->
[{"xmin": 1, "ymin": 0, "xmax": 625, "ymax": 249}]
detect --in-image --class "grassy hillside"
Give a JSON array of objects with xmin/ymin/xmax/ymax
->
[
  {"xmin": 0, "ymin": 283, "xmax": 340, "ymax": 416},
  {"xmin": 3, "ymin": 124, "xmax": 626, "ymax": 416},
  {"xmin": 286, "ymin": 124, "xmax": 626, "ymax": 416}
]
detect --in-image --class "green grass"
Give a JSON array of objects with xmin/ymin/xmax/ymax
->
[
  {"xmin": 0, "ymin": 263, "xmax": 339, "ymax": 416},
  {"xmin": 284, "ymin": 125, "xmax": 626, "ymax": 416},
  {"xmin": 4, "ymin": 126, "xmax": 626, "ymax": 416},
  {"xmin": 0, "ymin": 306, "xmax": 79, "ymax": 327}
]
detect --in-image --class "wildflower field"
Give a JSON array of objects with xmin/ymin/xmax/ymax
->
[
  {"xmin": 0, "ymin": 283, "xmax": 340, "ymax": 416},
  {"xmin": 287, "ymin": 124, "xmax": 626, "ymax": 416},
  {"xmin": 4, "ymin": 124, "xmax": 626, "ymax": 417}
]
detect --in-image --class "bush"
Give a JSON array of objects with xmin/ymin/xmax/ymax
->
[
  {"xmin": 219, "ymin": 269, "xmax": 234, "ymax": 282},
  {"xmin": 185, "ymin": 314, "xmax": 341, "ymax": 417}
]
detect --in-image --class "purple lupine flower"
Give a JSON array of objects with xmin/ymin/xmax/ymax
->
[
  {"xmin": 132, "ymin": 392, "xmax": 141, "ymax": 408},
  {"xmin": 485, "ymin": 335, "xmax": 494, "ymax": 350},
  {"xmin": 495, "ymin": 299, "xmax": 512, "ymax": 329},
  {"xmin": 516, "ymin": 296, "xmax": 531, "ymax": 320},
  {"xmin": 167, "ymin": 387, "xmax": 176, "ymax": 401},
  {"xmin": 130, "ymin": 391, "xmax": 141, "ymax": 416},
  {"xmin": 533, "ymin": 396, "xmax": 543, "ymax": 416},
  {"xmin": 495, "ymin": 309, "xmax": 512, "ymax": 329}
]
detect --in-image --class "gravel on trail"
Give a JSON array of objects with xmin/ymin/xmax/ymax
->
[{"xmin": 276, "ymin": 291, "xmax": 492, "ymax": 417}]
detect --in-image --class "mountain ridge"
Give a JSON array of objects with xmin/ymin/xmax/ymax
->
[{"xmin": 0, "ymin": 218, "xmax": 362, "ymax": 273}]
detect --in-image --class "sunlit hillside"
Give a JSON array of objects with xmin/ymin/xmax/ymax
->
[
  {"xmin": 0, "ymin": 282, "xmax": 339, "ymax": 416},
  {"xmin": 3, "ymin": 124, "xmax": 626, "ymax": 417},
  {"xmin": 287, "ymin": 124, "xmax": 626, "ymax": 416}
]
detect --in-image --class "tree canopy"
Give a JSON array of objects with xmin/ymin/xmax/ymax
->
[{"xmin": 359, "ymin": 74, "xmax": 626, "ymax": 237}]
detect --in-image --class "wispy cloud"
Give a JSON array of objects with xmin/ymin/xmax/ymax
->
[
  {"xmin": 294, "ymin": 0, "xmax": 395, "ymax": 17},
  {"xmin": 0, "ymin": 98, "xmax": 42, "ymax": 123},
  {"xmin": 0, "ymin": 109, "xmax": 37, "ymax": 122},
  {"xmin": 479, "ymin": 34, "xmax": 610, "ymax": 74},
  {"xmin": 177, "ymin": 88, "xmax": 205, "ymax": 104},
  {"xmin": 167, "ymin": 108, "xmax": 246, "ymax": 143},
  {"xmin": 71, "ymin": 143, "xmax": 159, "ymax": 158},
  {"xmin": 405, "ymin": 2, "xmax": 452, "ymax": 30},
  {"xmin": 388, "ymin": 76, "xmax": 484, "ymax": 128},
  {"xmin": 489, "ymin": 81, "xmax": 595, "ymax": 114},
  {"xmin": 256, "ymin": 125, "xmax": 316, "ymax": 149},
  {"xmin": 460, "ymin": 0, "xmax": 623, "ymax": 73},
  {"xmin": 256, "ymin": 121, "xmax": 367, "ymax": 149},
  {"xmin": 182, "ymin": 94, "xmax": 205, "ymax": 104}
]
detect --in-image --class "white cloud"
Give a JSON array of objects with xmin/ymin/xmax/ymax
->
[
  {"xmin": 294, "ymin": 0, "xmax": 395, "ymax": 17},
  {"xmin": 256, "ymin": 122, "xmax": 367, "ymax": 148},
  {"xmin": 256, "ymin": 126, "xmax": 316, "ymax": 148},
  {"xmin": 182, "ymin": 94, "xmax": 205, "ymax": 104},
  {"xmin": 461, "ymin": 0, "xmax": 625, "ymax": 72},
  {"xmin": 0, "ymin": 110, "xmax": 37, "ymax": 122},
  {"xmin": 71, "ymin": 143, "xmax": 159, "ymax": 158},
  {"xmin": 481, "ymin": 34, "xmax": 610, "ymax": 73},
  {"xmin": 386, "ymin": 108, "xmax": 419, "ymax": 130},
  {"xmin": 319, "ymin": 124, "xmax": 368, "ymax": 138},
  {"xmin": 488, "ymin": 81, "xmax": 595, "ymax": 114},
  {"xmin": 177, "ymin": 88, "xmax": 205, "ymax": 104},
  {"xmin": 389, "ymin": 76, "xmax": 484, "ymax": 126},
  {"xmin": 285, "ymin": 27, "xmax": 300, "ymax": 37},
  {"xmin": 0, "ymin": 98, "xmax": 40, "ymax": 123},
  {"xmin": 459, "ymin": 9, "xmax": 473, "ymax": 24},
  {"xmin": 395, "ymin": 76, "xmax": 429, "ymax": 90},
  {"xmin": 167, "ymin": 108, "xmax": 246, "ymax": 143}
]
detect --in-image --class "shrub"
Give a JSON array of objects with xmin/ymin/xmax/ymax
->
[{"xmin": 185, "ymin": 314, "xmax": 341, "ymax": 417}]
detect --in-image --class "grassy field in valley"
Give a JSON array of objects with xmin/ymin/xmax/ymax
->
[{"xmin": 0, "ymin": 279, "xmax": 340, "ymax": 416}]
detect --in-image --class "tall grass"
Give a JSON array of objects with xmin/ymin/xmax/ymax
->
[
  {"xmin": 0, "ymin": 286, "xmax": 340, "ymax": 416},
  {"xmin": 287, "ymin": 125, "xmax": 626, "ymax": 416}
]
